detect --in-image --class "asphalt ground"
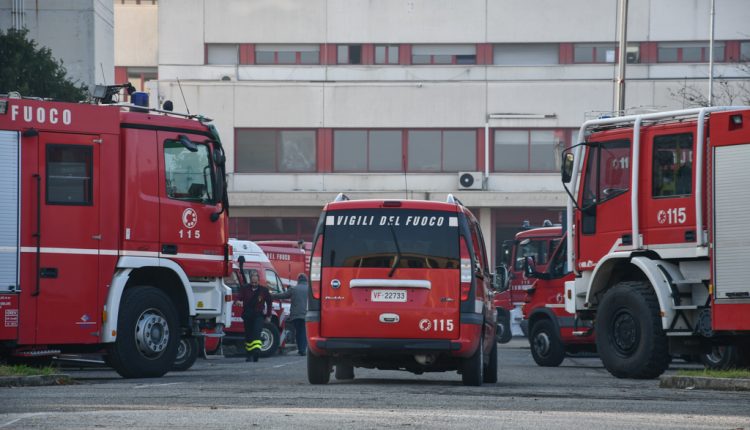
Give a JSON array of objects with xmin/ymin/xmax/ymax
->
[{"xmin": 1, "ymin": 338, "xmax": 749, "ymax": 429}]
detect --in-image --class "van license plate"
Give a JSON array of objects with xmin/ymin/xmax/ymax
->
[{"xmin": 371, "ymin": 290, "xmax": 407, "ymax": 302}]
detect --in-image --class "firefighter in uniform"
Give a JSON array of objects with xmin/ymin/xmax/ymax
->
[{"xmin": 240, "ymin": 270, "xmax": 273, "ymax": 362}]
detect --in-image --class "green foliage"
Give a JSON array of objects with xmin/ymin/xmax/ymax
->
[
  {"xmin": 0, "ymin": 28, "xmax": 88, "ymax": 102},
  {"xmin": 678, "ymin": 368, "xmax": 750, "ymax": 379},
  {"xmin": 0, "ymin": 364, "xmax": 58, "ymax": 377}
]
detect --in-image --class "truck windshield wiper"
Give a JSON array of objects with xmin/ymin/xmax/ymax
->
[{"xmin": 387, "ymin": 222, "xmax": 402, "ymax": 278}]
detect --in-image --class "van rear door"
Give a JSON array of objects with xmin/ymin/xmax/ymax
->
[{"xmin": 320, "ymin": 208, "xmax": 460, "ymax": 339}]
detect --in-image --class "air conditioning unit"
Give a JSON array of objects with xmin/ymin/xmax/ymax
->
[{"xmin": 458, "ymin": 171, "xmax": 483, "ymax": 190}]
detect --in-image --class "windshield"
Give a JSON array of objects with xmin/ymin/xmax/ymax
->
[
  {"xmin": 322, "ymin": 209, "xmax": 459, "ymax": 269},
  {"xmin": 164, "ymin": 140, "xmax": 215, "ymax": 204}
]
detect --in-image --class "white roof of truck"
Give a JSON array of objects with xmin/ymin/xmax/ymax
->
[{"xmin": 228, "ymin": 238, "xmax": 270, "ymax": 264}]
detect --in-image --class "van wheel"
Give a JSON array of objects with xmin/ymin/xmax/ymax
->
[
  {"xmin": 596, "ymin": 281, "xmax": 670, "ymax": 379},
  {"xmin": 700, "ymin": 345, "xmax": 743, "ymax": 370},
  {"xmin": 496, "ymin": 309, "xmax": 512, "ymax": 344},
  {"xmin": 530, "ymin": 319, "xmax": 565, "ymax": 367},
  {"xmin": 172, "ymin": 337, "xmax": 199, "ymax": 371},
  {"xmin": 462, "ymin": 335, "xmax": 484, "ymax": 386},
  {"xmin": 335, "ymin": 362, "xmax": 355, "ymax": 380},
  {"xmin": 483, "ymin": 337, "xmax": 498, "ymax": 383},
  {"xmin": 307, "ymin": 348, "xmax": 330, "ymax": 385},
  {"xmin": 259, "ymin": 322, "xmax": 280, "ymax": 358},
  {"xmin": 107, "ymin": 287, "xmax": 179, "ymax": 378}
]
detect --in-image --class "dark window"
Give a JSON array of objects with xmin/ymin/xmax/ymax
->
[
  {"xmin": 407, "ymin": 130, "xmax": 476, "ymax": 172},
  {"xmin": 652, "ymin": 133, "xmax": 693, "ymax": 198},
  {"xmin": 338, "ymin": 45, "xmax": 362, "ymax": 64},
  {"xmin": 322, "ymin": 209, "xmax": 459, "ymax": 269},
  {"xmin": 235, "ymin": 129, "xmax": 316, "ymax": 172},
  {"xmin": 581, "ymin": 139, "xmax": 631, "ymax": 207},
  {"xmin": 164, "ymin": 139, "xmax": 215, "ymax": 203},
  {"xmin": 46, "ymin": 145, "xmax": 93, "ymax": 205}
]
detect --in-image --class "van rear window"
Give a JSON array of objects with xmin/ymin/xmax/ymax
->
[{"xmin": 322, "ymin": 209, "xmax": 459, "ymax": 269}]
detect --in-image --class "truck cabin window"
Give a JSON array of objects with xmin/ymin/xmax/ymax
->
[
  {"xmin": 164, "ymin": 140, "xmax": 215, "ymax": 203},
  {"xmin": 652, "ymin": 133, "xmax": 693, "ymax": 198},
  {"xmin": 581, "ymin": 139, "xmax": 630, "ymax": 207},
  {"xmin": 46, "ymin": 145, "xmax": 93, "ymax": 205}
]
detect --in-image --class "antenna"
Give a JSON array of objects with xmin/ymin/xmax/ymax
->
[
  {"xmin": 100, "ymin": 63, "xmax": 107, "ymax": 85},
  {"xmin": 176, "ymin": 77, "xmax": 191, "ymax": 115}
]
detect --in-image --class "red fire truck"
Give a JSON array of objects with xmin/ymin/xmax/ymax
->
[
  {"xmin": 257, "ymin": 240, "xmax": 311, "ymax": 289},
  {"xmin": 0, "ymin": 89, "xmax": 231, "ymax": 378},
  {"xmin": 560, "ymin": 106, "xmax": 750, "ymax": 379}
]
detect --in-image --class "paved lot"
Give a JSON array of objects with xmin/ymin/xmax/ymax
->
[{"xmin": 1, "ymin": 338, "xmax": 749, "ymax": 429}]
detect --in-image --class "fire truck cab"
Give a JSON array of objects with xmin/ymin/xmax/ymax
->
[
  {"xmin": 562, "ymin": 107, "xmax": 750, "ymax": 378},
  {"xmin": 0, "ymin": 93, "xmax": 231, "ymax": 378},
  {"xmin": 306, "ymin": 194, "xmax": 498, "ymax": 386}
]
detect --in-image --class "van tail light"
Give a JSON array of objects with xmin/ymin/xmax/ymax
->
[
  {"xmin": 310, "ymin": 237, "xmax": 323, "ymax": 300},
  {"xmin": 459, "ymin": 237, "xmax": 472, "ymax": 301}
]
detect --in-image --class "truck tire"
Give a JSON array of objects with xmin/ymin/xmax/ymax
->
[
  {"xmin": 172, "ymin": 337, "xmax": 199, "ymax": 371},
  {"xmin": 595, "ymin": 281, "xmax": 670, "ymax": 379},
  {"xmin": 462, "ymin": 335, "xmax": 484, "ymax": 386},
  {"xmin": 107, "ymin": 287, "xmax": 180, "ymax": 378},
  {"xmin": 483, "ymin": 336, "xmax": 498, "ymax": 383},
  {"xmin": 335, "ymin": 362, "xmax": 355, "ymax": 380},
  {"xmin": 496, "ymin": 309, "xmax": 513, "ymax": 344},
  {"xmin": 259, "ymin": 322, "xmax": 280, "ymax": 358},
  {"xmin": 700, "ymin": 345, "xmax": 743, "ymax": 370},
  {"xmin": 307, "ymin": 348, "xmax": 330, "ymax": 385},
  {"xmin": 530, "ymin": 319, "xmax": 565, "ymax": 367}
]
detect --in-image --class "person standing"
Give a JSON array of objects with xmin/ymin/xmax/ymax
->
[
  {"xmin": 240, "ymin": 270, "xmax": 273, "ymax": 362},
  {"xmin": 272, "ymin": 273, "xmax": 309, "ymax": 356}
]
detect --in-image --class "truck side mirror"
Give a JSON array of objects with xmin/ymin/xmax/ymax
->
[
  {"xmin": 561, "ymin": 152, "xmax": 574, "ymax": 184},
  {"xmin": 493, "ymin": 265, "xmax": 509, "ymax": 292},
  {"xmin": 237, "ymin": 256, "xmax": 247, "ymax": 285}
]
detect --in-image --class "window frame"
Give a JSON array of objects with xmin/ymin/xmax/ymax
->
[
  {"xmin": 234, "ymin": 128, "xmax": 317, "ymax": 173},
  {"xmin": 406, "ymin": 129, "xmax": 477, "ymax": 172},
  {"xmin": 163, "ymin": 139, "xmax": 217, "ymax": 204},
  {"xmin": 332, "ymin": 129, "xmax": 404, "ymax": 173},
  {"xmin": 254, "ymin": 45, "xmax": 320, "ymax": 65},
  {"xmin": 651, "ymin": 132, "xmax": 694, "ymax": 199},
  {"xmin": 492, "ymin": 128, "xmax": 571, "ymax": 173},
  {"xmin": 45, "ymin": 144, "xmax": 94, "ymax": 206},
  {"xmin": 657, "ymin": 41, "xmax": 726, "ymax": 63},
  {"xmin": 411, "ymin": 45, "xmax": 477, "ymax": 65},
  {"xmin": 374, "ymin": 44, "xmax": 400, "ymax": 65}
]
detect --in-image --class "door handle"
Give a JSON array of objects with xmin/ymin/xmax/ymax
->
[
  {"xmin": 161, "ymin": 244, "xmax": 178, "ymax": 255},
  {"xmin": 40, "ymin": 268, "xmax": 58, "ymax": 278}
]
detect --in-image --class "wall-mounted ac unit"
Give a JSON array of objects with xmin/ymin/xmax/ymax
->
[{"xmin": 458, "ymin": 171, "xmax": 483, "ymax": 190}]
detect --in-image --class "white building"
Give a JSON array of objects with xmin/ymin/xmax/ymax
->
[
  {"xmin": 0, "ymin": 0, "xmax": 114, "ymax": 91},
  {"xmin": 145, "ymin": 0, "xmax": 750, "ymax": 265}
]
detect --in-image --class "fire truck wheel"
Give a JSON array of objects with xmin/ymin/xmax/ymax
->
[
  {"xmin": 335, "ymin": 362, "xmax": 355, "ymax": 380},
  {"xmin": 107, "ymin": 286, "xmax": 180, "ymax": 378},
  {"xmin": 496, "ymin": 309, "xmax": 513, "ymax": 344},
  {"xmin": 259, "ymin": 322, "xmax": 280, "ymax": 358},
  {"xmin": 172, "ymin": 337, "xmax": 199, "ymax": 371},
  {"xmin": 483, "ymin": 336, "xmax": 498, "ymax": 383},
  {"xmin": 307, "ymin": 349, "xmax": 331, "ymax": 385},
  {"xmin": 529, "ymin": 319, "xmax": 565, "ymax": 367},
  {"xmin": 596, "ymin": 281, "xmax": 670, "ymax": 379},
  {"xmin": 700, "ymin": 345, "xmax": 743, "ymax": 370},
  {"xmin": 462, "ymin": 334, "xmax": 484, "ymax": 386}
]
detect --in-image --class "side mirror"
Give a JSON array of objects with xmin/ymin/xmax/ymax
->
[
  {"xmin": 493, "ymin": 265, "xmax": 509, "ymax": 292},
  {"xmin": 561, "ymin": 151, "xmax": 574, "ymax": 184},
  {"xmin": 523, "ymin": 256, "xmax": 537, "ymax": 278},
  {"xmin": 237, "ymin": 256, "xmax": 247, "ymax": 284},
  {"xmin": 178, "ymin": 134, "xmax": 199, "ymax": 152}
]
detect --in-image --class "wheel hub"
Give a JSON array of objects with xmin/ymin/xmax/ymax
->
[
  {"xmin": 135, "ymin": 308, "xmax": 170, "ymax": 358},
  {"xmin": 612, "ymin": 309, "xmax": 638, "ymax": 355},
  {"xmin": 261, "ymin": 328, "xmax": 272, "ymax": 352},
  {"xmin": 534, "ymin": 332, "xmax": 551, "ymax": 356}
]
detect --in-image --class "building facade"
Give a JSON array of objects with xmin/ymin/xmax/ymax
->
[
  {"xmin": 150, "ymin": 0, "xmax": 750, "ymax": 265},
  {"xmin": 1, "ymin": 0, "xmax": 114, "ymax": 91}
]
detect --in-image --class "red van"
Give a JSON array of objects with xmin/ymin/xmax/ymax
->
[{"xmin": 306, "ymin": 195, "xmax": 498, "ymax": 386}]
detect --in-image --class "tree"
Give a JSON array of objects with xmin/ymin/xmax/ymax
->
[
  {"xmin": 669, "ymin": 63, "xmax": 750, "ymax": 108},
  {"xmin": 0, "ymin": 28, "xmax": 88, "ymax": 102}
]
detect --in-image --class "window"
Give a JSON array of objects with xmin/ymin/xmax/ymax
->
[
  {"xmin": 375, "ymin": 45, "xmax": 399, "ymax": 64},
  {"xmin": 513, "ymin": 238, "xmax": 557, "ymax": 271},
  {"xmin": 412, "ymin": 45, "xmax": 476, "ymax": 65},
  {"xmin": 126, "ymin": 67, "xmax": 158, "ymax": 91},
  {"xmin": 164, "ymin": 139, "xmax": 214, "ymax": 203},
  {"xmin": 652, "ymin": 133, "xmax": 693, "ymax": 198},
  {"xmin": 206, "ymin": 44, "xmax": 239, "ymax": 65},
  {"xmin": 255, "ymin": 44, "xmax": 320, "ymax": 65},
  {"xmin": 493, "ymin": 44, "xmax": 558, "ymax": 65},
  {"xmin": 494, "ymin": 129, "xmax": 566, "ymax": 172},
  {"xmin": 573, "ymin": 43, "xmax": 640, "ymax": 64},
  {"xmin": 333, "ymin": 130, "xmax": 402, "ymax": 172},
  {"xmin": 581, "ymin": 139, "xmax": 630, "ymax": 208},
  {"xmin": 46, "ymin": 145, "xmax": 93, "ymax": 205},
  {"xmin": 235, "ymin": 130, "xmax": 316, "ymax": 172},
  {"xmin": 265, "ymin": 269, "xmax": 283, "ymax": 294},
  {"xmin": 657, "ymin": 42, "xmax": 725, "ymax": 63},
  {"xmin": 407, "ymin": 130, "xmax": 476, "ymax": 172},
  {"xmin": 337, "ymin": 45, "xmax": 362, "ymax": 64},
  {"xmin": 740, "ymin": 41, "xmax": 750, "ymax": 61}
]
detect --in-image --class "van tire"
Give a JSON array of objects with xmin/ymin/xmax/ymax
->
[
  {"xmin": 700, "ymin": 345, "xmax": 743, "ymax": 370},
  {"xmin": 107, "ymin": 286, "xmax": 179, "ymax": 378},
  {"xmin": 259, "ymin": 322, "xmax": 280, "ymax": 358},
  {"xmin": 335, "ymin": 363, "xmax": 355, "ymax": 380},
  {"xmin": 462, "ymin": 335, "xmax": 484, "ymax": 386},
  {"xmin": 307, "ymin": 349, "xmax": 330, "ymax": 385},
  {"xmin": 530, "ymin": 319, "xmax": 565, "ymax": 367},
  {"xmin": 596, "ymin": 281, "xmax": 670, "ymax": 379},
  {"xmin": 496, "ymin": 309, "xmax": 512, "ymax": 344},
  {"xmin": 483, "ymin": 337, "xmax": 498, "ymax": 383}
]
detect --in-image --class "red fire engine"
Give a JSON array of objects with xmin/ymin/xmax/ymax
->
[
  {"xmin": 560, "ymin": 106, "xmax": 750, "ymax": 378},
  {"xmin": 257, "ymin": 240, "xmax": 311, "ymax": 289},
  {"xmin": 0, "ymin": 89, "xmax": 231, "ymax": 378}
]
